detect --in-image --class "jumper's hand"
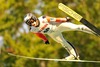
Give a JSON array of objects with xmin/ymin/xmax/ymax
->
[
  {"xmin": 44, "ymin": 40, "xmax": 50, "ymax": 44},
  {"xmin": 66, "ymin": 17, "xmax": 71, "ymax": 22}
]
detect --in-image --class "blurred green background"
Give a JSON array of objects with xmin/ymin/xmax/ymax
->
[{"xmin": 0, "ymin": 0, "xmax": 100, "ymax": 67}]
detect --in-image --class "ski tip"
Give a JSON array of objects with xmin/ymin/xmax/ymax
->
[{"xmin": 58, "ymin": 3, "xmax": 63, "ymax": 8}]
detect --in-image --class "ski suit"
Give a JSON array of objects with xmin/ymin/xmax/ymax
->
[{"xmin": 30, "ymin": 16, "xmax": 93, "ymax": 58}]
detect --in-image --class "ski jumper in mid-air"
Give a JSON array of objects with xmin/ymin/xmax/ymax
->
[{"xmin": 24, "ymin": 13, "xmax": 95, "ymax": 60}]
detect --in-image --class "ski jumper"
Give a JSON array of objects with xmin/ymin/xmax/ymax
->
[{"xmin": 30, "ymin": 16, "xmax": 93, "ymax": 58}]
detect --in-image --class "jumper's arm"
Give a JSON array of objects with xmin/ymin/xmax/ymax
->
[
  {"xmin": 34, "ymin": 32, "xmax": 48, "ymax": 42},
  {"xmin": 45, "ymin": 16, "xmax": 70, "ymax": 23}
]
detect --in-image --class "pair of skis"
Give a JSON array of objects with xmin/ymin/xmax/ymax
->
[{"xmin": 58, "ymin": 3, "xmax": 100, "ymax": 36}]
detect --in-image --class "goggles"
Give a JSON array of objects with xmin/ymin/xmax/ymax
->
[{"xmin": 25, "ymin": 17, "xmax": 37, "ymax": 26}]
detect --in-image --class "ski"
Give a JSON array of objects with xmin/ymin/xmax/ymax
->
[
  {"xmin": 8, "ymin": 53, "xmax": 100, "ymax": 63},
  {"xmin": 58, "ymin": 3, "xmax": 100, "ymax": 36}
]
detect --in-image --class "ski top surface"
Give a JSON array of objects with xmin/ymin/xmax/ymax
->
[
  {"xmin": 58, "ymin": 3, "xmax": 83, "ymax": 21},
  {"xmin": 8, "ymin": 53, "xmax": 100, "ymax": 63},
  {"xmin": 58, "ymin": 3, "xmax": 100, "ymax": 36}
]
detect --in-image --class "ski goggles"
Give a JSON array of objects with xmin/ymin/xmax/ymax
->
[{"xmin": 25, "ymin": 17, "xmax": 37, "ymax": 26}]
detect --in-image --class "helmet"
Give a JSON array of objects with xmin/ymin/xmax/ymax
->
[{"xmin": 24, "ymin": 13, "xmax": 37, "ymax": 26}]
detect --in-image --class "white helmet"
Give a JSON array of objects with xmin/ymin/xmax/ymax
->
[{"xmin": 24, "ymin": 13, "xmax": 37, "ymax": 26}]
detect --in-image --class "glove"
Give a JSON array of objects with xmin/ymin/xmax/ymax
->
[
  {"xmin": 66, "ymin": 17, "xmax": 71, "ymax": 22},
  {"xmin": 44, "ymin": 40, "xmax": 50, "ymax": 44}
]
